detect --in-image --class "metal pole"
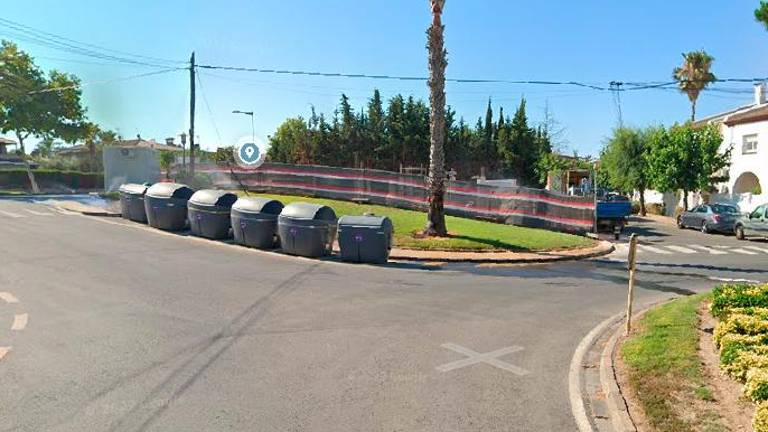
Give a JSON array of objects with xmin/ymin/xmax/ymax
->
[
  {"xmin": 625, "ymin": 234, "xmax": 639, "ymax": 335},
  {"xmin": 189, "ymin": 52, "xmax": 196, "ymax": 177}
]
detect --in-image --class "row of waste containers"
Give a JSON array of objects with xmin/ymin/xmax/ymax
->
[{"xmin": 118, "ymin": 182, "xmax": 393, "ymax": 264}]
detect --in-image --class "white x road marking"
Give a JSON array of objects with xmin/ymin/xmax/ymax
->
[{"xmin": 436, "ymin": 343, "xmax": 530, "ymax": 375}]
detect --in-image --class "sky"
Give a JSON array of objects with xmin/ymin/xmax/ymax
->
[{"xmin": 3, "ymin": 0, "xmax": 768, "ymax": 157}]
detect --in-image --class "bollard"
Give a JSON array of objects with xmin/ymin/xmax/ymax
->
[{"xmin": 625, "ymin": 234, "xmax": 639, "ymax": 336}]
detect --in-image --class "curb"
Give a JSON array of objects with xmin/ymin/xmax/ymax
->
[{"xmin": 389, "ymin": 240, "xmax": 615, "ymax": 264}]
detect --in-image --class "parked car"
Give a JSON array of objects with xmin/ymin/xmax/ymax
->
[
  {"xmin": 677, "ymin": 203, "xmax": 741, "ymax": 233},
  {"xmin": 735, "ymin": 204, "xmax": 768, "ymax": 240}
]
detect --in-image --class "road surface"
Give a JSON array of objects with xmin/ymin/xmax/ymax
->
[{"xmin": 0, "ymin": 199, "xmax": 764, "ymax": 431}]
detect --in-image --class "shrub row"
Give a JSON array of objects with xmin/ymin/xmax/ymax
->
[
  {"xmin": 711, "ymin": 283, "xmax": 768, "ymax": 431},
  {"xmin": 0, "ymin": 168, "xmax": 102, "ymax": 190}
]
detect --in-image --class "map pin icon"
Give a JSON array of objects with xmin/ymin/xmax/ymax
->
[{"xmin": 245, "ymin": 146, "xmax": 254, "ymax": 158}]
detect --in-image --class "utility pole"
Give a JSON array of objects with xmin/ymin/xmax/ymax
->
[{"xmin": 189, "ymin": 52, "xmax": 196, "ymax": 176}]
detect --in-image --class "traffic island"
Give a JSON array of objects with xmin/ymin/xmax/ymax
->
[{"xmin": 389, "ymin": 240, "xmax": 614, "ymax": 263}]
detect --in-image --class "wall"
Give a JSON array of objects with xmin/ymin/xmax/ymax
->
[
  {"xmin": 196, "ymin": 162, "xmax": 596, "ymax": 233},
  {"xmin": 718, "ymin": 119, "xmax": 767, "ymax": 195},
  {"xmin": 0, "ymin": 169, "xmax": 102, "ymax": 191},
  {"xmin": 103, "ymin": 147, "xmax": 160, "ymax": 192}
]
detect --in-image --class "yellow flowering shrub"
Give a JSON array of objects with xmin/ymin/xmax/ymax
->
[
  {"xmin": 723, "ymin": 350, "xmax": 768, "ymax": 382},
  {"xmin": 756, "ymin": 401, "xmax": 768, "ymax": 432},
  {"xmin": 714, "ymin": 314, "xmax": 768, "ymax": 348},
  {"xmin": 747, "ymin": 368, "xmax": 768, "ymax": 402}
]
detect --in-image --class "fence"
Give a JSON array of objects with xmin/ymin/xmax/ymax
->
[
  {"xmin": 192, "ymin": 162, "xmax": 595, "ymax": 233},
  {"xmin": 0, "ymin": 168, "xmax": 102, "ymax": 191}
]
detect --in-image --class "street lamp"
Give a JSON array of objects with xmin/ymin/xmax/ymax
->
[{"xmin": 232, "ymin": 110, "xmax": 255, "ymax": 145}]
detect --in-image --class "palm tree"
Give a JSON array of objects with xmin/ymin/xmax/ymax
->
[
  {"xmin": 673, "ymin": 50, "xmax": 716, "ymax": 122},
  {"xmin": 424, "ymin": 0, "xmax": 448, "ymax": 236}
]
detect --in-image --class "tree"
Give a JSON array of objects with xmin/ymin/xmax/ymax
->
[
  {"xmin": 600, "ymin": 127, "xmax": 651, "ymax": 215},
  {"xmin": 424, "ymin": 0, "xmax": 448, "ymax": 236},
  {"xmin": 158, "ymin": 150, "xmax": 175, "ymax": 180},
  {"xmin": 673, "ymin": 50, "xmax": 716, "ymax": 122},
  {"xmin": 367, "ymin": 89, "xmax": 386, "ymax": 168},
  {"xmin": 756, "ymin": 1, "xmax": 768, "ymax": 29},
  {"xmin": 646, "ymin": 123, "xmax": 729, "ymax": 210}
]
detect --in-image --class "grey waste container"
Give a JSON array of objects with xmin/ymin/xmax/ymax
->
[
  {"xmin": 187, "ymin": 190, "xmax": 238, "ymax": 239},
  {"xmin": 119, "ymin": 183, "xmax": 149, "ymax": 223},
  {"xmin": 337, "ymin": 215, "xmax": 393, "ymax": 264},
  {"xmin": 231, "ymin": 197, "xmax": 284, "ymax": 249},
  {"xmin": 277, "ymin": 202, "xmax": 337, "ymax": 257},
  {"xmin": 144, "ymin": 182, "xmax": 195, "ymax": 231}
]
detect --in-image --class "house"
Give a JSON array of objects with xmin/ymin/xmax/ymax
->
[
  {"xmin": 0, "ymin": 137, "xmax": 17, "ymax": 155},
  {"xmin": 695, "ymin": 83, "xmax": 768, "ymax": 211},
  {"xmin": 56, "ymin": 137, "xmax": 184, "ymax": 160}
]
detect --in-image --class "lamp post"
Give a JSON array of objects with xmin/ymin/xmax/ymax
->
[{"xmin": 232, "ymin": 110, "xmax": 255, "ymax": 145}]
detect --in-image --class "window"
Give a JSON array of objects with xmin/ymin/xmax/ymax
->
[
  {"xmin": 696, "ymin": 206, "xmax": 709, "ymax": 213},
  {"xmin": 743, "ymin": 134, "xmax": 759, "ymax": 154},
  {"xmin": 750, "ymin": 205, "xmax": 765, "ymax": 219}
]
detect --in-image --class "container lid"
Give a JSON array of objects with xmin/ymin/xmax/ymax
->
[
  {"xmin": 189, "ymin": 189, "xmax": 238, "ymax": 207},
  {"xmin": 280, "ymin": 202, "xmax": 337, "ymax": 221},
  {"xmin": 146, "ymin": 182, "xmax": 195, "ymax": 199},
  {"xmin": 232, "ymin": 196, "xmax": 284, "ymax": 215},
  {"xmin": 339, "ymin": 215, "xmax": 392, "ymax": 228},
  {"xmin": 118, "ymin": 183, "xmax": 149, "ymax": 195}
]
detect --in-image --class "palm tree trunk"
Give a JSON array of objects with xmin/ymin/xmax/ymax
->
[
  {"xmin": 690, "ymin": 100, "xmax": 696, "ymax": 122},
  {"xmin": 424, "ymin": 0, "xmax": 448, "ymax": 236}
]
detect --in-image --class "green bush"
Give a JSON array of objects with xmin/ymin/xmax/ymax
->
[
  {"xmin": 714, "ymin": 314, "xmax": 768, "ymax": 348},
  {"xmin": 711, "ymin": 283, "xmax": 768, "ymax": 318},
  {"xmin": 756, "ymin": 401, "xmax": 768, "ymax": 432},
  {"xmin": 746, "ymin": 368, "xmax": 768, "ymax": 402},
  {"xmin": 719, "ymin": 333, "xmax": 768, "ymax": 365},
  {"xmin": 723, "ymin": 350, "xmax": 768, "ymax": 382},
  {"xmin": 0, "ymin": 168, "xmax": 102, "ymax": 190}
]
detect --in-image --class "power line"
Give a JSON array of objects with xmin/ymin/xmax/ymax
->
[
  {"xmin": 28, "ymin": 67, "xmax": 184, "ymax": 95},
  {"xmin": 196, "ymin": 72, "xmax": 223, "ymax": 146}
]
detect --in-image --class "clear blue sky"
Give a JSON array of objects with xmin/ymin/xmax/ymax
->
[{"xmin": 3, "ymin": 0, "xmax": 767, "ymax": 156}]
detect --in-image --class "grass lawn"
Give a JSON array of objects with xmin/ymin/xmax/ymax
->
[
  {"xmin": 235, "ymin": 191, "xmax": 594, "ymax": 252},
  {"xmin": 621, "ymin": 294, "xmax": 726, "ymax": 432}
]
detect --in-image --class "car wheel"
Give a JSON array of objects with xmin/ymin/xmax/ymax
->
[
  {"xmin": 735, "ymin": 225, "xmax": 745, "ymax": 240},
  {"xmin": 677, "ymin": 216, "xmax": 684, "ymax": 229},
  {"xmin": 701, "ymin": 222, "xmax": 709, "ymax": 234}
]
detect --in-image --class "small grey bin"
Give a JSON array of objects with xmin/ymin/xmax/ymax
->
[
  {"xmin": 231, "ymin": 197, "xmax": 284, "ymax": 248},
  {"xmin": 277, "ymin": 202, "xmax": 337, "ymax": 257},
  {"xmin": 187, "ymin": 190, "xmax": 238, "ymax": 239},
  {"xmin": 337, "ymin": 215, "xmax": 393, "ymax": 264},
  {"xmin": 119, "ymin": 183, "xmax": 149, "ymax": 223},
  {"xmin": 144, "ymin": 182, "xmax": 195, "ymax": 231}
]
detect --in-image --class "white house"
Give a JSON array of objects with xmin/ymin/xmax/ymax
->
[{"xmin": 695, "ymin": 82, "xmax": 768, "ymax": 212}]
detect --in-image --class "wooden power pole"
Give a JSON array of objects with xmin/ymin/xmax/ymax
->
[{"xmin": 189, "ymin": 51, "xmax": 196, "ymax": 177}]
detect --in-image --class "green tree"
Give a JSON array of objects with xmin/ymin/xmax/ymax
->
[
  {"xmin": 646, "ymin": 123, "xmax": 729, "ymax": 210},
  {"xmin": 267, "ymin": 117, "xmax": 311, "ymax": 164},
  {"xmin": 158, "ymin": 150, "xmax": 175, "ymax": 179},
  {"xmin": 756, "ymin": 1, "xmax": 768, "ymax": 29},
  {"xmin": 424, "ymin": 0, "xmax": 448, "ymax": 236},
  {"xmin": 673, "ymin": 50, "xmax": 716, "ymax": 122},
  {"xmin": 600, "ymin": 127, "xmax": 652, "ymax": 215},
  {"xmin": 367, "ymin": 89, "xmax": 386, "ymax": 168}
]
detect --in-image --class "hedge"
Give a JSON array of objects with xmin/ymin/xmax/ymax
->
[
  {"xmin": 757, "ymin": 401, "xmax": 768, "ymax": 432},
  {"xmin": 0, "ymin": 168, "xmax": 102, "ymax": 190},
  {"xmin": 711, "ymin": 284, "xmax": 768, "ymax": 318}
]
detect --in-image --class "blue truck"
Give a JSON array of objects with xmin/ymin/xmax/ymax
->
[{"xmin": 596, "ymin": 193, "xmax": 632, "ymax": 239}]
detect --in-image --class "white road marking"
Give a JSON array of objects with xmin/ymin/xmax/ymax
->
[
  {"xmin": 0, "ymin": 346, "xmax": 10, "ymax": 360},
  {"xmin": 637, "ymin": 244, "xmax": 672, "ymax": 254},
  {"xmin": 0, "ymin": 210, "xmax": 23, "ymax": 218},
  {"xmin": 24, "ymin": 209, "xmax": 53, "ymax": 216},
  {"xmin": 689, "ymin": 245, "xmax": 728, "ymax": 255},
  {"xmin": 436, "ymin": 342, "xmax": 529, "ymax": 375},
  {"xmin": 0, "ymin": 292, "xmax": 19, "ymax": 303},
  {"xmin": 730, "ymin": 248, "xmax": 759, "ymax": 255},
  {"xmin": 11, "ymin": 313, "xmax": 28, "ymax": 331},
  {"xmin": 665, "ymin": 245, "xmax": 697, "ymax": 254},
  {"xmin": 744, "ymin": 245, "xmax": 768, "ymax": 254}
]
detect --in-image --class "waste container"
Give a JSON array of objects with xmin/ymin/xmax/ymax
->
[
  {"xmin": 277, "ymin": 202, "xmax": 337, "ymax": 257},
  {"xmin": 118, "ymin": 183, "xmax": 149, "ymax": 223},
  {"xmin": 337, "ymin": 215, "xmax": 393, "ymax": 264},
  {"xmin": 144, "ymin": 182, "xmax": 195, "ymax": 231},
  {"xmin": 187, "ymin": 189, "xmax": 238, "ymax": 239},
  {"xmin": 231, "ymin": 197, "xmax": 284, "ymax": 248}
]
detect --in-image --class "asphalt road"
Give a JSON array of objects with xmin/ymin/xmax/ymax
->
[{"xmin": 0, "ymin": 200, "xmax": 765, "ymax": 432}]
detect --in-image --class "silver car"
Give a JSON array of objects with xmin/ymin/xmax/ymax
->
[
  {"xmin": 677, "ymin": 203, "xmax": 741, "ymax": 234},
  {"xmin": 735, "ymin": 204, "xmax": 768, "ymax": 240}
]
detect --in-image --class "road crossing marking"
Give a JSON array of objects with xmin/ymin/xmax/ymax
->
[
  {"xmin": 23, "ymin": 209, "xmax": 53, "ymax": 216},
  {"xmin": 637, "ymin": 244, "xmax": 672, "ymax": 254},
  {"xmin": 436, "ymin": 343, "xmax": 530, "ymax": 375},
  {"xmin": 665, "ymin": 245, "xmax": 697, "ymax": 254},
  {"xmin": 730, "ymin": 248, "xmax": 759, "ymax": 255},
  {"xmin": 0, "ymin": 292, "xmax": 19, "ymax": 304},
  {"xmin": 744, "ymin": 245, "xmax": 768, "ymax": 254},
  {"xmin": 0, "ymin": 210, "xmax": 23, "ymax": 218},
  {"xmin": 11, "ymin": 313, "xmax": 28, "ymax": 331},
  {"xmin": 689, "ymin": 245, "xmax": 728, "ymax": 255}
]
